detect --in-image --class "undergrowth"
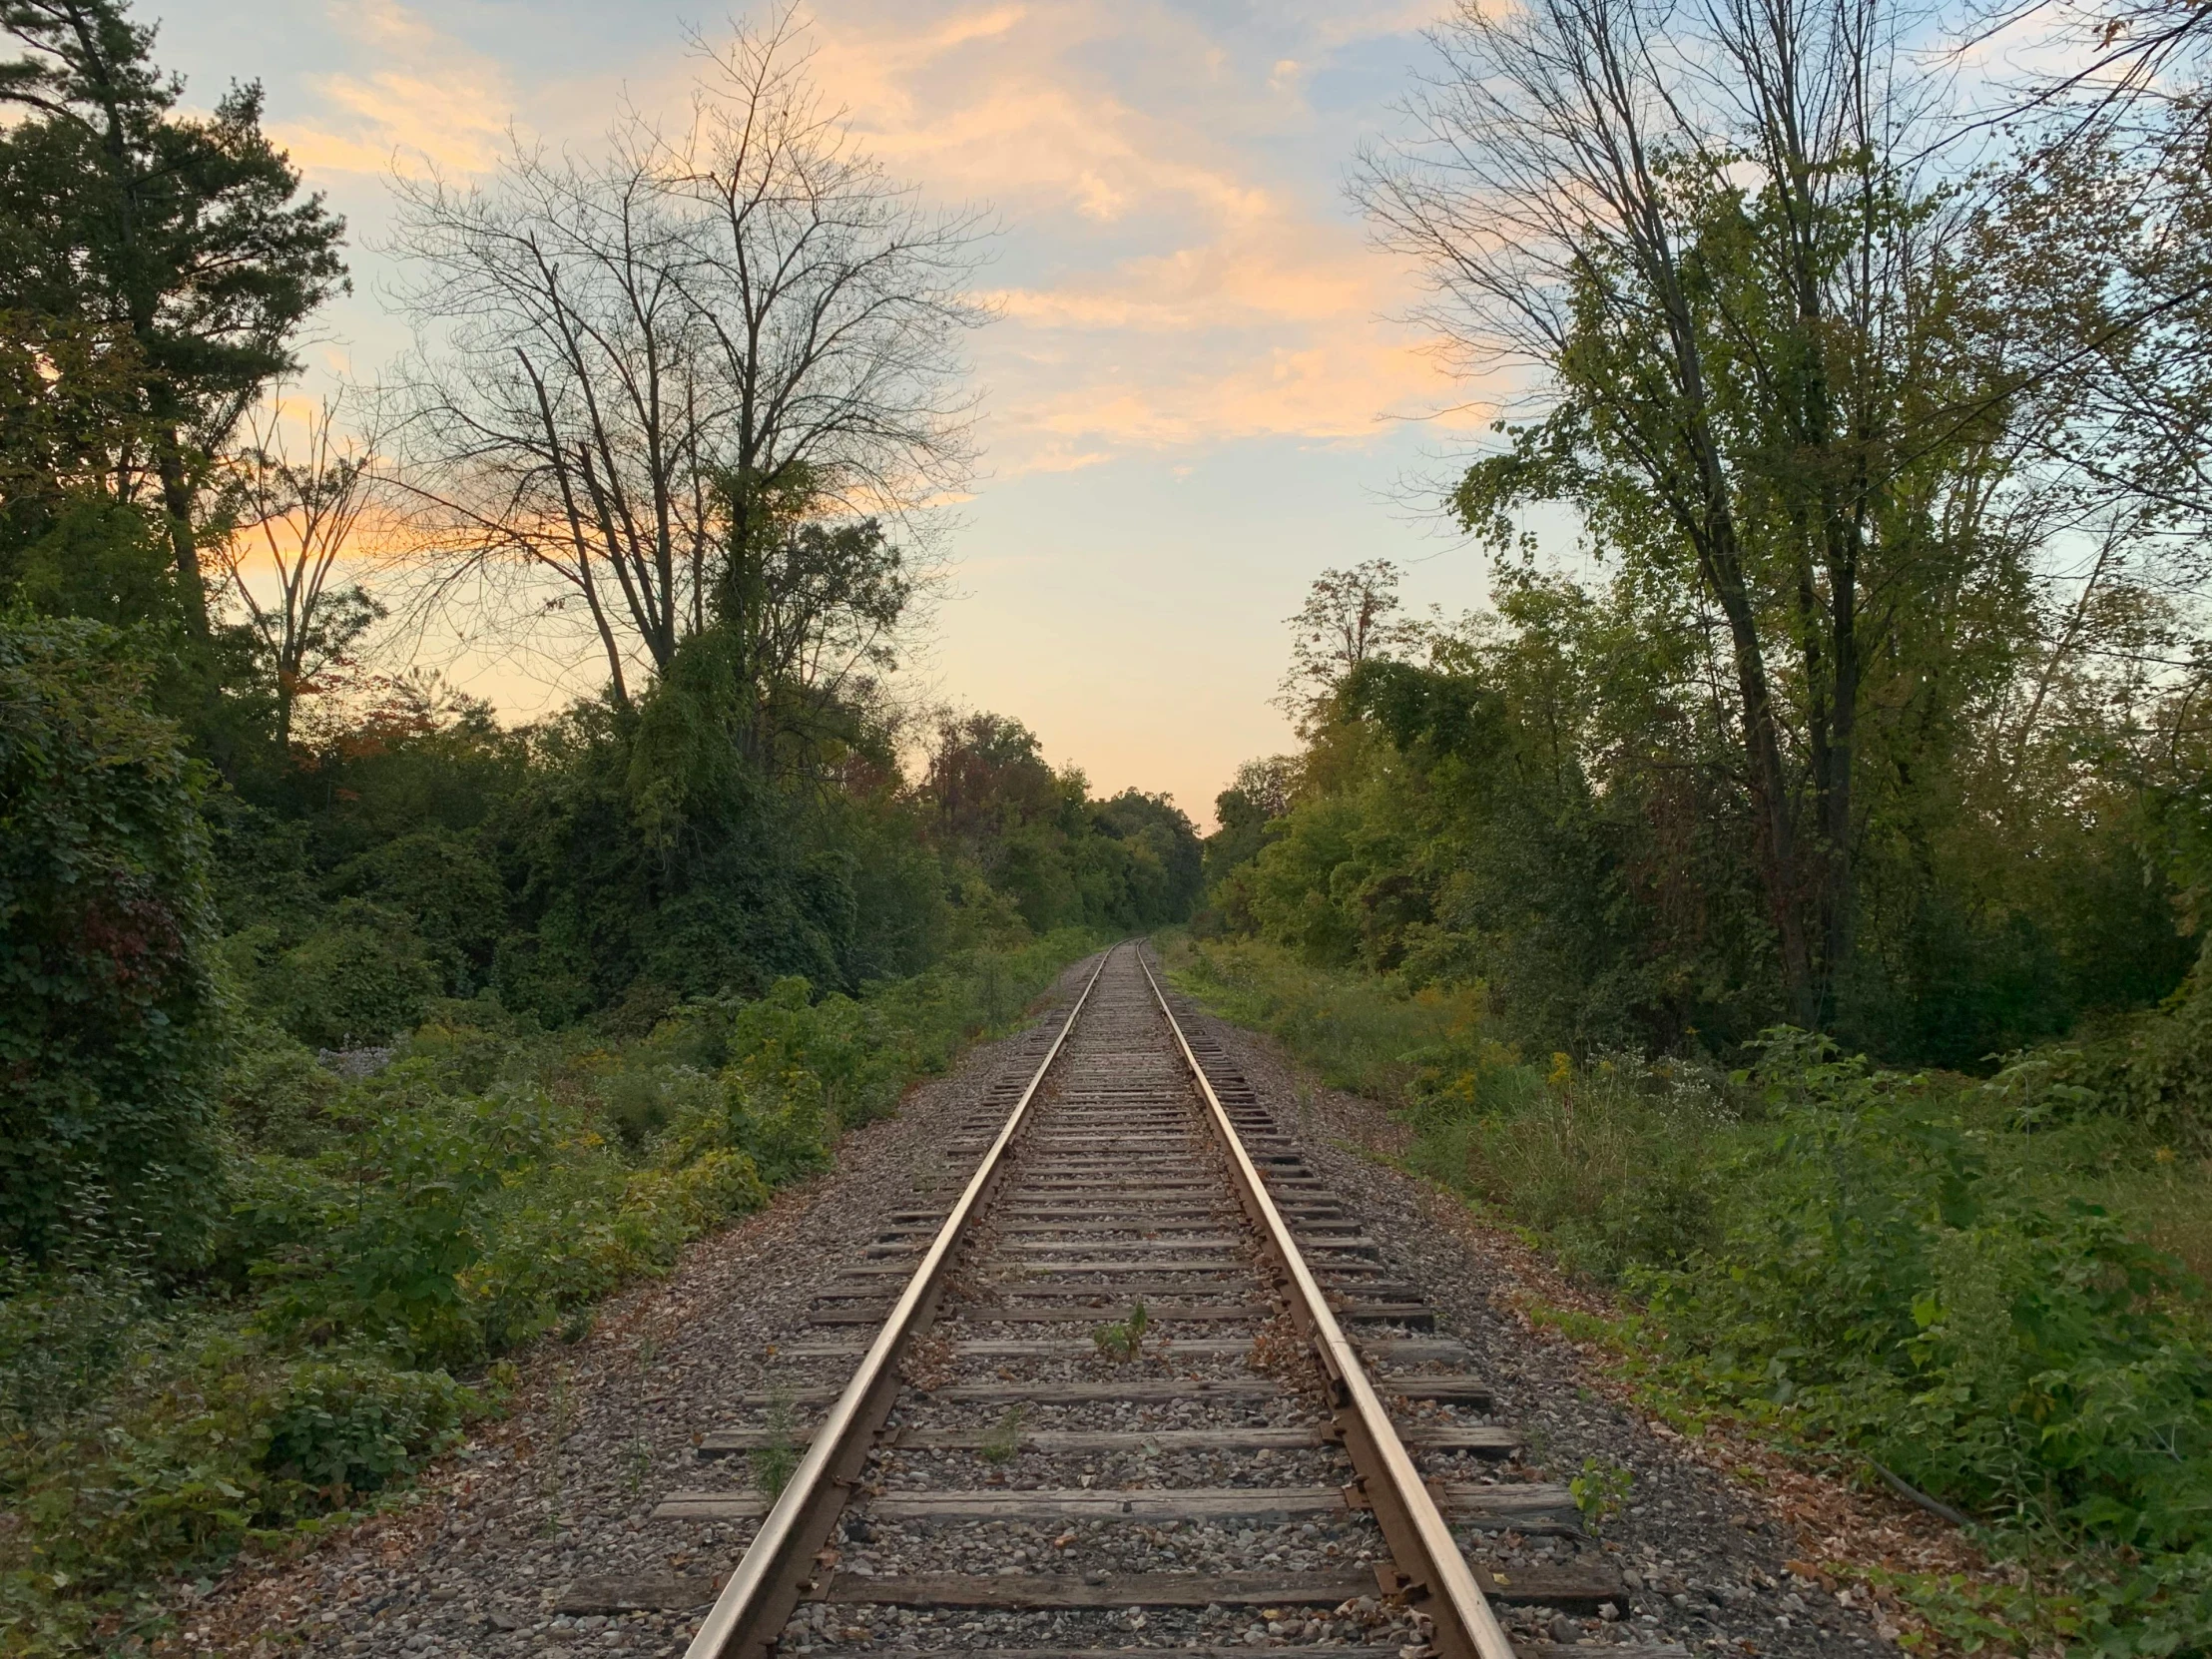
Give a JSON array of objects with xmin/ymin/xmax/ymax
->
[
  {"xmin": 0, "ymin": 928, "xmax": 1101, "ymax": 1655},
  {"xmin": 1164, "ymin": 932, "xmax": 2212, "ymax": 1657}
]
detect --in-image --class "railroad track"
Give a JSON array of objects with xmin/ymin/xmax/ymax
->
[{"xmin": 559, "ymin": 943, "xmax": 1682, "ymax": 1659}]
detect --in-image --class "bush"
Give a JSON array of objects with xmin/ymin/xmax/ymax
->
[
  {"xmin": 1167, "ymin": 939, "xmax": 2212, "ymax": 1653},
  {"xmin": 258, "ymin": 1356, "xmax": 475, "ymax": 1496},
  {"xmin": 1173, "ymin": 935, "xmax": 1487, "ymax": 1103},
  {"xmin": 267, "ymin": 899, "xmax": 441, "ymax": 1048},
  {"xmin": 1646, "ymin": 1035, "xmax": 2212, "ymax": 1540},
  {"xmin": 218, "ymin": 1020, "xmax": 343, "ymax": 1155},
  {"xmin": 329, "ymin": 828, "xmax": 508, "ymax": 994},
  {"xmin": 1414, "ymin": 1054, "xmax": 1729, "ymax": 1280},
  {"xmin": 1984, "ymin": 959, "xmax": 2212, "ymax": 1149},
  {"xmin": 0, "ymin": 1321, "xmax": 472, "ymax": 1647},
  {"xmin": 0, "ymin": 616, "xmax": 224, "ymax": 1270}
]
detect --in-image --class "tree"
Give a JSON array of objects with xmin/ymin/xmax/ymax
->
[
  {"xmin": 389, "ymin": 11, "xmax": 987, "ymax": 706},
  {"xmin": 0, "ymin": 615, "xmax": 224, "ymax": 1268},
  {"xmin": 663, "ymin": 12, "xmax": 991, "ymax": 576},
  {"xmin": 0, "ymin": 0, "xmax": 346, "ymax": 636},
  {"xmin": 921, "ymin": 712, "xmax": 1064, "ymax": 850},
  {"xmin": 0, "ymin": 308, "xmax": 171, "ymax": 621},
  {"xmin": 210, "ymin": 389, "xmax": 386, "ymax": 749},
  {"xmin": 1359, "ymin": 0, "xmax": 2019, "ymax": 1025},
  {"xmin": 1277, "ymin": 560, "xmax": 1424, "ymax": 731},
  {"xmin": 387, "ymin": 142, "xmax": 705, "ymax": 707},
  {"xmin": 1971, "ymin": 90, "xmax": 2212, "ymax": 576},
  {"xmin": 713, "ymin": 469, "xmax": 912, "ymax": 776}
]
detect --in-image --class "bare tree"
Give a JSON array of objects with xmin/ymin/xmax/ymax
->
[
  {"xmin": 660, "ymin": 10, "xmax": 993, "ymax": 575},
  {"xmin": 386, "ymin": 142, "xmax": 710, "ymax": 709},
  {"xmin": 385, "ymin": 11, "xmax": 989, "ymax": 711},
  {"xmin": 210, "ymin": 387, "xmax": 386, "ymax": 748}
]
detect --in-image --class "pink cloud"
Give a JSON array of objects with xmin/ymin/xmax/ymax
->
[{"xmin": 782, "ymin": 0, "xmax": 1499, "ymax": 469}]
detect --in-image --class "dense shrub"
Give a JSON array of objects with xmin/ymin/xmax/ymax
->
[
  {"xmin": 0, "ymin": 616, "xmax": 224, "ymax": 1270},
  {"xmin": 1648, "ymin": 1036, "xmax": 2212, "ymax": 1532},
  {"xmin": 329, "ymin": 828, "xmax": 508, "ymax": 994},
  {"xmin": 1166, "ymin": 935, "xmax": 2212, "ymax": 1655},
  {"xmin": 1983, "ymin": 955, "xmax": 2212, "ymax": 1150},
  {"xmin": 0, "ymin": 928, "xmax": 1100, "ymax": 1649},
  {"xmin": 268, "ymin": 900, "xmax": 442, "ymax": 1048}
]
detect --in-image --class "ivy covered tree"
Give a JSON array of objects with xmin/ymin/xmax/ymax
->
[{"xmin": 0, "ymin": 614, "xmax": 223, "ymax": 1269}]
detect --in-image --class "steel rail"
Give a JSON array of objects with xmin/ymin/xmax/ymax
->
[
  {"xmin": 682, "ymin": 946, "xmax": 1116, "ymax": 1659},
  {"xmin": 1137, "ymin": 947, "xmax": 1519, "ymax": 1659}
]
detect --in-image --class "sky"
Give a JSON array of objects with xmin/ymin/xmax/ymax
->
[{"xmin": 146, "ymin": 0, "xmax": 1508, "ymax": 827}]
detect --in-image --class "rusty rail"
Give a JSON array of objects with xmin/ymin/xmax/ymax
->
[
  {"xmin": 1137, "ymin": 947, "xmax": 1519, "ymax": 1659},
  {"xmin": 680, "ymin": 947, "xmax": 1113, "ymax": 1659}
]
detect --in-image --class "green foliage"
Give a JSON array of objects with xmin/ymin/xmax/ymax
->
[
  {"xmin": 1092, "ymin": 1300, "xmax": 1151, "ymax": 1362},
  {"xmin": 1643, "ymin": 1035, "xmax": 2212, "ymax": 1547},
  {"xmin": 263, "ymin": 899, "xmax": 441, "ymax": 1049},
  {"xmin": 329, "ymin": 828, "xmax": 506, "ymax": 994},
  {"xmin": 0, "ymin": 926, "xmax": 1096, "ymax": 1647},
  {"xmin": 0, "ymin": 614, "xmax": 224, "ymax": 1270},
  {"xmin": 1983, "ymin": 958, "xmax": 2212, "ymax": 1151},
  {"xmin": 215, "ymin": 1018, "xmax": 341, "ymax": 1155},
  {"xmin": 918, "ymin": 712, "xmax": 1203, "ymax": 935},
  {"xmin": 1213, "ymin": 583, "xmax": 2204, "ymax": 1069},
  {"xmin": 1173, "ymin": 937, "xmax": 2212, "ymax": 1655},
  {"xmin": 1569, "ymin": 1456, "xmax": 1633, "ymax": 1534},
  {"xmin": 749, "ymin": 1393, "xmax": 801, "ymax": 1499},
  {"xmin": 1173, "ymin": 935, "xmax": 1497, "ymax": 1105},
  {"xmin": 979, "ymin": 1405, "xmax": 1024, "ymax": 1464},
  {"xmin": 0, "ymin": 0, "xmax": 347, "ymax": 633},
  {"xmin": 0, "ymin": 1258, "xmax": 473, "ymax": 1651}
]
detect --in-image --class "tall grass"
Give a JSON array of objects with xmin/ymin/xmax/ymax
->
[{"xmin": 1167, "ymin": 935, "xmax": 1488, "ymax": 1105}]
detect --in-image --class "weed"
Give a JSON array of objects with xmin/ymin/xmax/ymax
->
[
  {"xmin": 750, "ymin": 1392, "xmax": 801, "ymax": 1499},
  {"xmin": 1092, "ymin": 1300, "xmax": 1150, "ymax": 1361},
  {"xmin": 980, "ymin": 1406, "xmax": 1024, "ymax": 1464},
  {"xmin": 625, "ymin": 1432, "xmax": 653, "ymax": 1496},
  {"xmin": 1570, "ymin": 1456, "xmax": 1634, "ymax": 1533}
]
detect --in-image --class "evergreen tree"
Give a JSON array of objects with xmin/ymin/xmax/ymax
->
[{"xmin": 0, "ymin": 0, "xmax": 346, "ymax": 633}]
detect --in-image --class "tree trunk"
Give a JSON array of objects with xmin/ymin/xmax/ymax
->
[
  {"xmin": 1822, "ymin": 526, "xmax": 1860, "ymax": 1008},
  {"xmin": 1705, "ymin": 526, "xmax": 1819, "ymax": 1025},
  {"xmin": 156, "ymin": 431, "xmax": 209, "ymax": 638}
]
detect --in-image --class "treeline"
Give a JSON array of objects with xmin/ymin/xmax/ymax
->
[
  {"xmin": 1204, "ymin": 0, "xmax": 2212, "ymax": 1075},
  {"xmin": 1187, "ymin": 2, "xmax": 2212, "ymax": 1647},
  {"xmin": 0, "ymin": 7, "xmax": 1194, "ymax": 1641},
  {"xmin": 1206, "ymin": 549, "xmax": 2204, "ymax": 1072},
  {"xmin": 0, "ymin": 1, "xmax": 1198, "ymax": 1273}
]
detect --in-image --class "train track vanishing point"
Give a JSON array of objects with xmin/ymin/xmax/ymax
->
[{"xmin": 561, "ymin": 942, "xmax": 1680, "ymax": 1659}]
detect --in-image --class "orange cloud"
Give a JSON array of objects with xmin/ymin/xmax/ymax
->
[
  {"xmin": 773, "ymin": 0, "xmax": 1498, "ymax": 471},
  {"xmin": 268, "ymin": 0, "xmax": 515, "ymax": 176}
]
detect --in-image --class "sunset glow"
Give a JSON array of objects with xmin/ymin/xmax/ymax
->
[{"xmin": 153, "ymin": 0, "xmax": 1504, "ymax": 824}]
